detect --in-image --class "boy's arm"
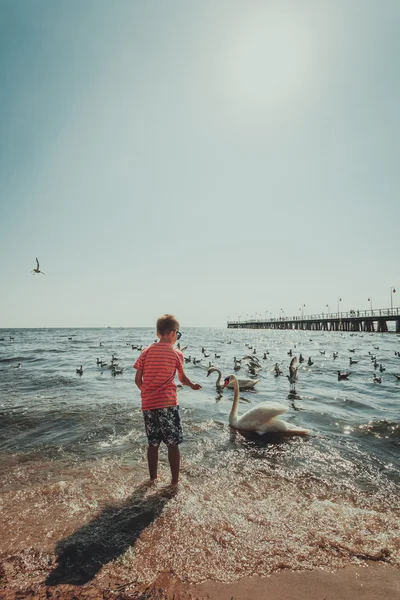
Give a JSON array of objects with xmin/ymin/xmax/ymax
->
[
  {"xmin": 178, "ymin": 370, "xmax": 202, "ymax": 390},
  {"xmin": 135, "ymin": 368, "xmax": 143, "ymax": 390}
]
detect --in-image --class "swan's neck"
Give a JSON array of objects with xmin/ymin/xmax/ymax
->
[
  {"xmin": 214, "ymin": 368, "xmax": 222, "ymax": 388},
  {"xmin": 229, "ymin": 377, "xmax": 239, "ymax": 427}
]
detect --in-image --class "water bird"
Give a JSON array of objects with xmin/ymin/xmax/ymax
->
[
  {"xmin": 349, "ymin": 357, "xmax": 358, "ymax": 365},
  {"xmin": 193, "ymin": 358, "xmax": 202, "ymax": 365},
  {"xmin": 204, "ymin": 352, "xmax": 210, "ymax": 357},
  {"xmin": 76, "ymin": 366, "xmax": 83, "ymax": 375},
  {"xmin": 333, "ymin": 352, "xmax": 339, "ymax": 360},
  {"xmin": 234, "ymin": 361, "xmax": 241, "ymax": 371},
  {"xmin": 319, "ymin": 350, "xmax": 325, "ymax": 355},
  {"xmin": 223, "ymin": 375, "xmax": 309, "ymax": 435},
  {"xmin": 247, "ymin": 365, "xmax": 259, "ymax": 376},
  {"xmin": 214, "ymin": 353, "xmax": 221, "ymax": 359},
  {"xmin": 263, "ymin": 352, "xmax": 269, "ymax": 360},
  {"xmin": 374, "ymin": 346, "xmax": 379, "ymax": 350},
  {"xmin": 373, "ymin": 374, "xmax": 382, "ymax": 384},
  {"xmin": 184, "ymin": 355, "xmax": 192, "ymax": 363},
  {"xmin": 274, "ymin": 363, "xmax": 282, "ymax": 376},
  {"xmin": 287, "ymin": 357, "xmax": 299, "ymax": 392},
  {"xmin": 393, "ymin": 374, "xmax": 400, "ymax": 380},
  {"xmin": 338, "ymin": 371, "xmax": 351, "ymax": 381},
  {"xmin": 11, "ymin": 362, "xmax": 21, "ymax": 368},
  {"xmin": 299, "ymin": 354, "xmax": 304, "ymax": 363},
  {"xmin": 307, "ymin": 357, "xmax": 314, "ymax": 366},
  {"xmin": 379, "ymin": 364, "xmax": 386, "ymax": 372},
  {"xmin": 207, "ymin": 367, "xmax": 260, "ymax": 391},
  {"xmin": 111, "ymin": 366, "xmax": 123, "ymax": 375},
  {"xmin": 348, "ymin": 349, "xmax": 355, "ymax": 353},
  {"xmin": 32, "ymin": 257, "xmax": 46, "ymax": 275},
  {"xmin": 287, "ymin": 349, "xmax": 293, "ymax": 356}
]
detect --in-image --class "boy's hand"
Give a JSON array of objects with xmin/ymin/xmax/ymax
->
[{"xmin": 191, "ymin": 383, "xmax": 202, "ymax": 390}]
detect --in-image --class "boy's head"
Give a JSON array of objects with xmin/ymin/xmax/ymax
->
[{"xmin": 156, "ymin": 314, "xmax": 180, "ymax": 343}]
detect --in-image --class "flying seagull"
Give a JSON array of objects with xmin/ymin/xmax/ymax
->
[{"xmin": 32, "ymin": 258, "xmax": 46, "ymax": 275}]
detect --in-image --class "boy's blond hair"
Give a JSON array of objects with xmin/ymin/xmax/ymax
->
[{"xmin": 156, "ymin": 314, "xmax": 180, "ymax": 336}]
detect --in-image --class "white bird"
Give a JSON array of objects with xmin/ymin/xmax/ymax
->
[
  {"xmin": 223, "ymin": 375, "xmax": 309, "ymax": 435},
  {"xmin": 287, "ymin": 357, "xmax": 299, "ymax": 391},
  {"xmin": 207, "ymin": 367, "xmax": 260, "ymax": 391},
  {"xmin": 32, "ymin": 258, "xmax": 46, "ymax": 275}
]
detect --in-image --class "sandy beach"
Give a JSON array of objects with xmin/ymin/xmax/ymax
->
[
  {"xmin": 1, "ymin": 562, "xmax": 399, "ymax": 599},
  {"xmin": 1, "ymin": 458, "xmax": 399, "ymax": 600}
]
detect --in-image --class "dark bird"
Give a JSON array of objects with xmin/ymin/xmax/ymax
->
[
  {"xmin": 379, "ymin": 364, "xmax": 386, "ymax": 373},
  {"xmin": 349, "ymin": 357, "xmax": 358, "ymax": 365},
  {"xmin": 348, "ymin": 349, "xmax": 355, "ymax": 353},
  {"xmin": 32, "ymin": 257, "xmax": 46, "ymax": 275},
  {"xmin": 338, "ymin": 371, "xmax": 351, "ymax": 380},
  {"xmin": 76, "ymin": 366, "xmax": 83, "ymax": 375},
  {"xmin": 319, "ymin": 350, "xmax": 325, "ymax": 355},
  {"xmin": 373, "ymin": 374, "xmax": 382, "ymax": 384},
  {"xmin": 307, "ymin": 357, "xmax": 314, "ymax": 366}
]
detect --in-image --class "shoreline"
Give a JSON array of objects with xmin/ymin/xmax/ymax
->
[{"xmin": 1, "ymin": 562, "xmax": 399, "ymax": 599}]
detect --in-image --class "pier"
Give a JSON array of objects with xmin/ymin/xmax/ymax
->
[{"xmin": 227, "ymin": 308, "xmax": 400, "ymax": 333}]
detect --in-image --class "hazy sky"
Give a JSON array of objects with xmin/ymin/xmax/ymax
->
[{"xmin": 1, "ymin": 0, "xmax": 399, "ymax": 328}]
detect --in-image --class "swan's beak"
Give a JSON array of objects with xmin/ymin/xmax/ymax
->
[
  {"xmin": 206, "ymin": 371, "xmax": 211, "ymax": 377},
  {"xmin": 223, "ymin": 379, "xmax": 230, "ymax": 388}
]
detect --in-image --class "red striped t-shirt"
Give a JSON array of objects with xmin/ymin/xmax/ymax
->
[{"xmin": 134, "ymin": 343, "xmax": 184, "ymax": 410}]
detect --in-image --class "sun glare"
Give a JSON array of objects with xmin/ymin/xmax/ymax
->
[{"xmin": 213, "ymin": 5, "xmax": 321, "ymax": 128}]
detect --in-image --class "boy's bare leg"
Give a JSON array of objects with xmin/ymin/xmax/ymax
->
[
  {"xmin": 167, "ymin": 445, "xmax": 180, "ymax": 484},
  {"xmin": 147, "ymin": 445, "xmax": 159, "ymax": 481}
]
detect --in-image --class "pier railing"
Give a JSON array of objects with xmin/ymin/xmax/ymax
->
[
  {"xmin": 227, "ymin": 307, "xmax": 400, "ymax": 333},
  {"xmin": 229, "ymin": 307, "xmax": 400, "ymax": 324}
]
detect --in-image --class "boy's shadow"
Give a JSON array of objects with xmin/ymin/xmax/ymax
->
[{"xmin": 46, "ymin": 481, "xmax": 176, "ymax": 587}]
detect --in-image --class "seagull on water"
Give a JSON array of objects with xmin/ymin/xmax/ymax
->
[
  {"xmin": 32, "ymin": 258, "xmax": 46, "ymax": 275},
  {"xmin": 287, "ymin": 357, "xmax": 299, "ymax": 391}
]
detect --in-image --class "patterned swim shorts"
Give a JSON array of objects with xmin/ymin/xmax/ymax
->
[{"xmin": 143, "ymin": 406, "xmax": 183, "ymax": 447}]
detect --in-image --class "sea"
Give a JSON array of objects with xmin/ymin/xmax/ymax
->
[{"xmin": 0, "ymin": 327, "xmax": 399, "ymax": 593}]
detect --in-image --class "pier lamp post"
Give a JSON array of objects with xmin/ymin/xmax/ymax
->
[
  {"xmin": 326, "ymin": 304, "xmax": 330, "ymax": 314},
  {"xmin": 368, "ymin": 297, "xmax": 373, "ymax": 311},
  {"xmin": 299, "ymin": 304, "xmax": 305, "ymax": 318},
  {"xmin": 337, "ymin": 297, "xmax": 342, "ymax": 315},
  {"xmin": 390, "ymin": 287, "xmax": 396, "ymax": 311}
]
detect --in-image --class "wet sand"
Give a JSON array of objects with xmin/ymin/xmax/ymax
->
[
  {"xmin": 1, "ymin": 456, "xmax": 399, "ymax": 599},
  {"xmin": 1, "ymin": 563, "xmax": 399, "ymax": 599}
]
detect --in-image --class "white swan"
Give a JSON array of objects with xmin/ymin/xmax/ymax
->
[
  {"xmin": 223, "ymin": 375, "xmax": 310, "ymax": 435},
  {"xmin": 207, "ymin": 367, "xmax": 260, "ymax": 391}
]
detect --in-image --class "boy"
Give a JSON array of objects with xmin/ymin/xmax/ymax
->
[{"xmin": 134, "ymin": 314, "xmax": 201, "ymax": 485}]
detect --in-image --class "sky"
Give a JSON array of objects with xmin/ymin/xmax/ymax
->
[{"xmin": 1, "ymin": 0, "xmax": 399, "ymax": 328}]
